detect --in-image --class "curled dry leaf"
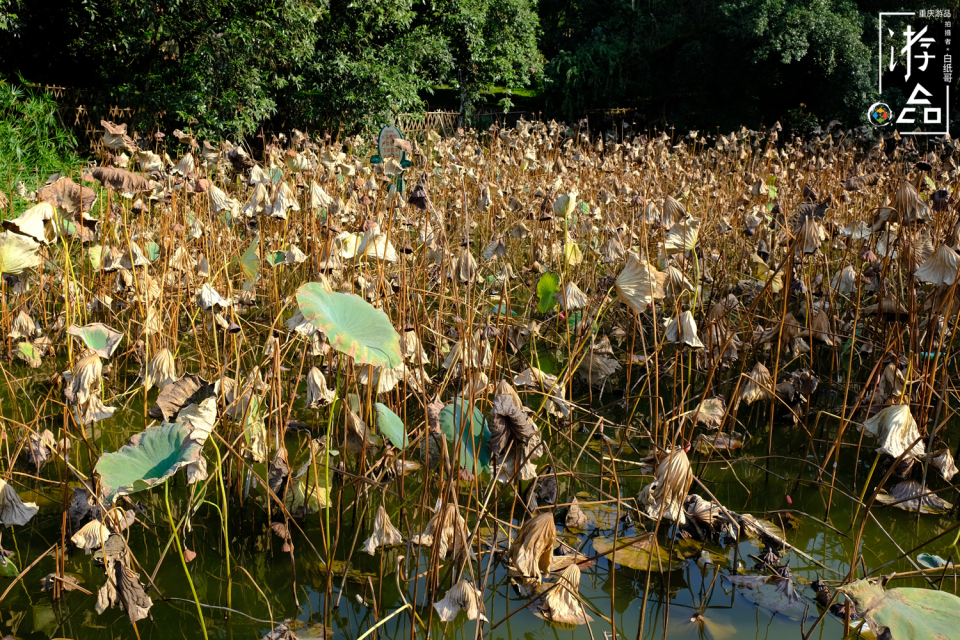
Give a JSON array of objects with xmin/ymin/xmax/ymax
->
[
  {"xmin": 0, "ymin": 478, "xmax": 39, "ymax": 527},
  {"xmin": 537, "ymin": 563, "xmax": 593, "ymax": 626},
  {"xmin": 665, "ymin": 310, "xmax": 704, "ymax": 348},
  {"xmin": 90, "ymin": 167, "xmax": 153, "ymax": 194},
  {"xmin": 361, "ymin": 505, "xmax": 404, "ymax": 555},
  {"xmin": 412, "ymin": 503, "xmax": 474, "ymax": 561},
  {"xmin": 875, "ymin": 479, "xmax": 953, "ymax": 514},
  {"xmin": 95, "ymin": 535, "xmax": 153, "ymax": 623},
  {"xmin": 638, "ymin": 447, "xmax": 693, "ymax": 524},
  {"xmin": 615, "ymin": 252, "xmax": 664, "ymax": 313},
  {"xmin": 508, "ymin": 512, "xmax": 557, "ymax": 582},
  {"xmin": 739, "ymin": 361, "xmax": 774, "ymax": 405},
  {"xmin": 306, "ymin": 367, "xmax": 336, "ymax": 407},
  {"xmin": 862, "ymin": 404, "xmax": 925, "ymax": 461},
  {"xmin": 434, "ymin": 579, "xmax": 488, "ymax": 622},
  {"xmin": 142, "ymin": 348, "xmax": 178, "ymax": 391}
]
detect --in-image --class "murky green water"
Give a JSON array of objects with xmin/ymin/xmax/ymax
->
[{"xmin": 2, "ymin": 356, "xmax": 958, "ymax": 640}]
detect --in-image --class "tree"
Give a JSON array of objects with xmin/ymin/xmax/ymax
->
[
  {"xmin": 0, "ymin": 0, "xmax": 318, "ymax": 136},
  {"xmin": 423, "ymin": 0, "xmax": 542, "ymax": 118},
  {"xmin": 540, "ymin": 0, "xmax": 876, "ymax": 132},
  {"xmin": 282, "ymin": 0, "xmax": 451, "ymax": 130}
]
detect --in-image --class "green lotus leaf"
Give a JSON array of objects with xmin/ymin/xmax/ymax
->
[
  {"xmin": 146, "ymin": 241, "xmax": 161, "ymax": 262},
  {"xmin": 296, "ymin": 283, "xmax": 402, "ymax": 368},
  {"xmin": 88, "ymin": 244, "xmax": 103, "ymax": 270},
  {"xmin": 537, "ymin": 273, "xmax": 560, "ymax": 314},
  {"xmin": 0, "ymin": 230, "xmax": 41, "ymax": 275},
  {"xmin": 66, "ymin": 323, "xmax": 124, "ymax": 358},
  {"xmin": 16, "ymin": 342, "xmax": 40, "ymax": 368},
  {"xmin": 240, "ymin": 234, "xmax": 260, "ymax": 281},
  {"xmin": 374, "ymin": 402, "xmax": 408, "ymax": 450},
  {"xmin": 94, "ymin": 422, "xmax": 202, "ymax": 503},
  {"xmin": 438, "ymin": 398, "xmax": 491, "ymax": 474},
  {"xmin": 0, "ymin": 553, "xmax": 17, "ymax": 577},
  {"xmin": 917, "ymin": 553, "xmax": 949, "ymax": 569},
  {"xmin": 839, "ymin": 578, "xmax": 960, "ymax": 640}
]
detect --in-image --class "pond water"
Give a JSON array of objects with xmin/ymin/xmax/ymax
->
[{"xmin": 2, "ymin": 355, "xmax": 958, "ymax": 640}]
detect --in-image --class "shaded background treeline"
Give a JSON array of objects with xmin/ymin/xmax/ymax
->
[{"xmin": 0, "ymin": 0, "xmax": 956, "ymax": 137}]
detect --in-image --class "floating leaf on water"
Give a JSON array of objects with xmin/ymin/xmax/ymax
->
[
  {"xmin": 839, "ymin": 578, "xmax": 960, "ymax": 639},
  {"xmin": 875, "ymin": 479, "xmax": 953, "ymax": 514},
  {"xmin": 434, "ymin": 579, "xmax": 488, "ymax": 622},
  {"xmin": 592, "ymin": 533, "xmax": 685, "ymax": 572},
  {"xmin": 66, "ymin": 323, "xmax": 124, "ymax": 359},
  {"xmin": 94, "ymin": 422, "xmax": 202, "ymax": 503},
  {"xmin": 694, "ymin": 432, "xmax": 743, "ymax": 454},
  {"xmin": 296, "ymin": 283, "xmax": 402, "ymax": 368},
  {"xmin": 723, "ymin": 573, "xmax": 807, "ymax": 616},
  {"xmin": 683, "ymin": 397, "xmax": 726, "ymax": 429},
  {"xmin": 917, "ymin": 553, "xmax": 950, "ymax": 569},
  {"xmin": 285, "ymin": 463, "xmax": 329, "ymax": 515}
]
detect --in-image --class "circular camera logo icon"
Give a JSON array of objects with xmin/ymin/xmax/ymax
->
[{"xmin": 868, "ymin": 102, "xmax": 893, "ymax": 126}]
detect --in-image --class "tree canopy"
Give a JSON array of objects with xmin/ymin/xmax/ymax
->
[{"xmin": 0, "ymin": 0, "xmax": 955, "ymax": 135}]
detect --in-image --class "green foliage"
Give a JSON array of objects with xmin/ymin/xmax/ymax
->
[
  {"xmin": 437, "ymin": 398, "xmax": 491, "ymax": 474},
  {"xmin": 0, "ymin": 0, "xmax": 318, "ymax": 137},
  {"xmin": 537, "ymin": 272, "xmax": 560, "ymax": 315},
  {"xmin": 423, "ymin": 0, "xmax": 542, "ymax": 116},
  {"xmin": 286, "ymin": 0, "xmax": 451, "ymax": 129},
  {"xmin": 0, "ymin": 78, "xmax": 79, "ymax": 213},
  {"xmin": 374, "ymin": 402, "xmax": 409, "ymax": 450},
  {"xmin": 541, "ymin": 0, "xmax": 877, "ymax": 130}
]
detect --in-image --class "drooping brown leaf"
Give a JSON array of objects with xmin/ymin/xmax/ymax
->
[
  {"xmin": 508, "ymin": 512, "xmax": 557, "ymax": 582},
  {"xmin": 90, "ymin": 167, "xmax": 153, "ymax": 193}
]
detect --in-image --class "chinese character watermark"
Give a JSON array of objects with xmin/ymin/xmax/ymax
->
[{"xmin": 875, "ymin": 10, "xmax": 952, "ymax": 135}]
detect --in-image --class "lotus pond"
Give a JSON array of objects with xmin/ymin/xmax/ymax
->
[{"xmin": 1, "ymin": 122, "xmax": 959, "ymax": 640}]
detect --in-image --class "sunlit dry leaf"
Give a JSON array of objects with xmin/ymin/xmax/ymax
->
[
  {"xmin": 862, "ymin": 404, "xmax": 925, "ymax": 460},
  {"xmin": 361, "ymin": 505, "xmax": 403, "ymax": 555},
  {"xmin": 537, "ymin": 563, "xmax": 593, "ymax": 626},
  {"xmin": 638, "ymin": 447, "xmax": 693, "ymax": 524},
  {"xmin": 434, "ymin": 579, "xmax": 487, "ymax": 622},
  {"xmin": 509, "ymin": 512, "xmax": 557, "ymax": 582}
]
